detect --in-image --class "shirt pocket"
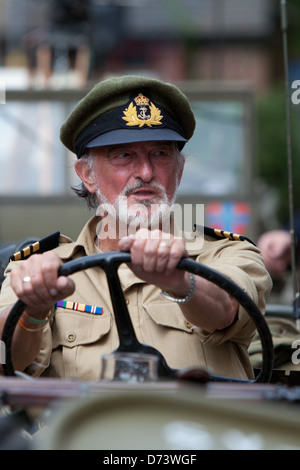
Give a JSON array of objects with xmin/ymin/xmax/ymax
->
[
  {"xmin": 50, "ymin": 308, "xmax": 113, "ymax": 380},
  {"xmin": 143, "ymin": 302, "xmax": 195, "ymax": 333},
  {"xmin": 52, "ymin": 309, "xmax": 112, "ymax": 349},
  {"xmin": 141, "ymin": 302, "xmax": 204, "ymax": 370},
  {"xmin": 141, "ymin": 303, "xmax": 251, "ymax": 378}
]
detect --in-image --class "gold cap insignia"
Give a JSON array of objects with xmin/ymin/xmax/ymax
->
[{"xmin": 122, "ymin": 93, "xmax": 163, "ymax": 128}]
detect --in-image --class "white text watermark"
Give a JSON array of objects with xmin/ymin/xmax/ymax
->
[
  {"xmin": 292, "ymin": 339, "xmax": 300, "ymax": 364},
  {"xmin": 291, "ymin": 80, "xmax": 300, "ymax": 104},
  {"xmin": 95, "ymin": 199, "xmax": 204, "ymax": 242}
]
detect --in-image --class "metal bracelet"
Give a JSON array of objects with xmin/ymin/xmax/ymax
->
[{"xmin": 160, "ymin": 273, "xmax": 195, "ymax": 303}]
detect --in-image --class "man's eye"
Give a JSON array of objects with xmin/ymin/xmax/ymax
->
[
  {"xmin": 113, "ymin": 152, "xmax": 131, "ymax": 160},
  {"xmin": 152, "ymin": 150, "xmax": 166, "ymax": 157},
  {"xmin": 153, "ymin": 150, "xmax": 173, "ymax": 159}
]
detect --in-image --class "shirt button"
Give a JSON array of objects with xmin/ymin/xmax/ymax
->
[
  {"xmin": 184, "ymin": 320, "xmax": 193, "ymax": 330},
  {"xmin": 125, "ymin": 297, "xmax": 130, "ymax": 305},
  {"xmin": 66, "ymin": 332, "xmax": 76, "ymax": 342}
]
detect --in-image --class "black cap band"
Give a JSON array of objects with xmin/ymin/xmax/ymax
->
[{"xmin": 75, "ymin": 102, "xmax": 186, "ymax": 157}]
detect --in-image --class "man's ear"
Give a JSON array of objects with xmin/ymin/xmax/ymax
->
[{"xmin": 75, "ymin": 159, "xmax": 97, "ymax": 193}]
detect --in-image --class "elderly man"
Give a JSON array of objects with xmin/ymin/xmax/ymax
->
[{"xmin": 0, "ymin": 76, "xmax": 271, "ymax": 380}]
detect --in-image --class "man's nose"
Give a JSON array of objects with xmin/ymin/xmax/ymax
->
[{"xmin": 133, "ymin": 155, "xmax": 154, "ymax": 181}]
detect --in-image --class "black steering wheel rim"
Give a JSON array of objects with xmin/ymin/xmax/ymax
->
[{"xmin": 1, "ymin": 252, "xmax": 274, "ymax": 383}]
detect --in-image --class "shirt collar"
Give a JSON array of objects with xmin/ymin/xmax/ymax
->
[{"xmin": 55, "ymin": 216, "xmax": 99, "ymax": 260}]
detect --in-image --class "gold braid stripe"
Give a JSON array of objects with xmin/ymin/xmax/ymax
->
[
  {"xmin": 12, "ymin": 241, "xmax": 40, "ymax": 261},
  {"xmin": 10, "ymin": 231, "xmax": 60, "ymax": 262},
  {"xmin": 199, "ymin": 225, "xmax": 255, "ymax": 246},
  {"xmin": 214, "ymin": 229, "xmax": 242, "ymax": 241}
]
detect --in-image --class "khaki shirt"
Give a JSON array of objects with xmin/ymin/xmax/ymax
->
[{"xmin": 0, "ymin": 216, "xmax": 272, "ymax": 381}]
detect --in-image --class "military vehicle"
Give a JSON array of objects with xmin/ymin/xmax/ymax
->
[{"xmin": 0, "ymin": 0, "xmax": 300, "ymax": 453}]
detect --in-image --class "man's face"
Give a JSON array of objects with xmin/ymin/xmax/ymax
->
[{"xmin": 77, "ymin": 141, "xmax": 184, "ymax": 231}]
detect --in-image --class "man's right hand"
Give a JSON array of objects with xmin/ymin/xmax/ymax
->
[{"xmin": 10, "ymin": 251, "xmax": 75, "ymax": 320}]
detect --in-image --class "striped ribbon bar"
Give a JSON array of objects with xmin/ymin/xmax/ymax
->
[{"xmin": 56, "ymin": 300, "xmax": 103, "ymax": 315}]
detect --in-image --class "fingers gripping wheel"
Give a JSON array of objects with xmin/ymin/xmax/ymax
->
[{"xmin": 1, "ymin": 252, "xmax": 274, "ymax": 383}]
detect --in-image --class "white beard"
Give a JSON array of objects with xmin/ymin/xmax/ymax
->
[{"xmin": 95, "ymin": 181, "xmax": 177, "ymax": 239}]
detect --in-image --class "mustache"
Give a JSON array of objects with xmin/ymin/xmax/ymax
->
[{"xmin": 122, "ymin": 180, "xmax": 165, "ymax": 197}]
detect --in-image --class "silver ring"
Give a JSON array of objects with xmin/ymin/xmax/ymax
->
[{"xmin": 22, "ymin": 276, "xmax": 31, "ymax": 283}]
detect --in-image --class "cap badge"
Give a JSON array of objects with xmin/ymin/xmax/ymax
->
[{"xmin": 122, "ymin": 93, "xmax": 163, "ymax": 128}]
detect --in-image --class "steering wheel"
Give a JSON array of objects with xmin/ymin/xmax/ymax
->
[{"xmin": 1, "ymin": 252, "xmax": 274, "ymax": 383}]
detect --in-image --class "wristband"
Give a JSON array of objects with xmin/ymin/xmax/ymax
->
[
  {"xmin": 23, "ymin": 306, "xmax": 57, "ymax": 325},
  {"xmin": 18, "ymin": 318, "xmax": 45, "ymax": 332}
]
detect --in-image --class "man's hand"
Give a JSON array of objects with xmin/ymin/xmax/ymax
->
[
  {"xmin": 10, "ymin": 251, "xmax": 75, "ymax": 319},
  {"xmin": 257, "ymin": 230, "xmax": 291, "ymax": 279},
  {"xmin": 119, "ymin": 228, "xmax": 191, "ymax": 296},
  {"xmin": 119, "ymin": 228, "xmax": 238, "ymax": 332}
]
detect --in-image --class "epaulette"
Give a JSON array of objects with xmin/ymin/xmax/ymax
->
[
  {"xmin": 9, "ymin": 231, "xmax": 60, "ymax": 261},
  {"xmin": 196, "ymin": 225, "xmax": 256, "ymax": 246}
]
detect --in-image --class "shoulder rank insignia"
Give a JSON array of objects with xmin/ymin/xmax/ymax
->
[
  {"xmin": 10, "ymin": 231, "xmax": 60, "ymax": 261},
  {"xmin": 197, "ymin": 225, "xmax": 256, "ymax": 246}
]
